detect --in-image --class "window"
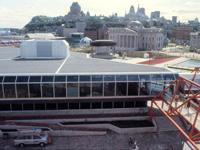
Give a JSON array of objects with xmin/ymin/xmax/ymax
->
[
  {"xmin": 135, "ymin": 101, "xmax": 147, "ymax": 107},
  {"xmin": 67, "ymin": 83, "xmax": 78, "ymax": 97},
  {"xmin": 128, "ymin": 75, "xmax": 139, "ymax": 82},
  {"xmin": 80, "ymin": 75, "xmax": 91, "ymax": 82},
  {"xmin": 125, "ymin": 101, "xmax": 135, "ymax": 108},
  {"xmin": 163, "ymin": 74, "xmax": 175, "ymax": 82},
  {"xmin": 69, "ymin": 103, "xmax": 79, "ymax": 109},
  {"xmin": 42, "ymin": 84, "xmax": 53, "ymax": 97},
  {"xmin": 103, "ymin": 102, "xmax": 112, "ymax": 108},
  {"xmin": 116, "ymin": 82, "xmax": 127, "ymax": 96},
  {"xmin": 128, "ymin": 82, "xmax": 139, "ymax": 96},
  {"xmin": 139, "ymin": 75, "xmax": 151, "ymax": 95},
  {"xmin": 92, "ymin": 83, "xmax": 103, "ymax": 96},
  {"xmin": 4, "ymin": 76, "xmax": 16, "ymax": 83},
  {"xmin": 92, "ymin": 75, "xmax": 103, "ymax": 82},
  {"xmin": 0, "ymin": 104, "xmax": 11, "ymax": 111},
  {"xmin": 29, "ymin": 76, "xmax": 41, "ymax": 82},
  {"xmin": 46, "ymin": 103, "xmax": 57, "ymax": 110},
  {"xmin": 92, "ymin": 102, "xmax": 101, "ymax": 109},
  {"xmin": 23, "ymin": 104, "xmax": 34, "ymax": 111},
  {"xmin": 11, "ymin": 104, "xmax": 22, "ymax": 111},
  {"xmin": 16, "ymin": 76, "xmax": 29, "ymax": 82},
  {"xmin": 151, "ymin": 74, "xmax": 164, "ymax": 95},
  {"xmin": 17, "ymin": 84, "xmax": 29, "ymax": 98},
  {"xmin": 55, "ymin": 83, "xmax": 66, "ymax": 97},
  {"xmin": 58, "ymin": 103, "xmax": 68, "ymax": 110},
  {"xmin": 0, "ymin": 84, "xmax": 3, "ymax": 98},
  {"xmin": 114, "ymin": 102, "xmax": 124, "ymax": 108},
  {"xmin": 29, "ymin": 84, "xmax": 41, "ymax": 98},
  {"xmin": 4, "ymin": 84, "xmax": 16, "ymax": 98},
  {"xmin": 80, "ymin": 102, "xmax": 90, "ymax": 109},
  {"xmin": 42, "ymin": 76, "xmax": 54, "ymax": 82},
  {"xmin": 80, "ymin": 83, "xmax": 91, "ymax": 97},
  {"xmin": 35, "ymin": 103, "xmax": 45, "ymax": 110},
  {"xmin": 55, "ymin": 76, "xmax": 66, "ymax": 82},
  {"xmin": 67, "ymin": 76, "xmax": 78, "ymax": 82},
  {"xmin": 104, "ymin": 75, "xmax": 115, "ymax": 81},
  {"xmin": 116, "ymin": 75, "xmax": 127, "ymax": 81},
  {"xmin": 104, "ymin": 82, "xmax": 115, "ymax": 96}
]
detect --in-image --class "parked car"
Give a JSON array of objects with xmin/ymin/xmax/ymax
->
[{"xmin": 14, "ymin": 133, "xmax": 52, "ymax": 147}]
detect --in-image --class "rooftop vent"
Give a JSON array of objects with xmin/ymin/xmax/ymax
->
[{"xmin": 20, "ymin": 40, "xmax": 70, "ymax": 59}]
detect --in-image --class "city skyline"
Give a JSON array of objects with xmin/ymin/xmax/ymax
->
[{"xmin": 0, "ymin": 0, "xmax": 200, "ymax": 28}]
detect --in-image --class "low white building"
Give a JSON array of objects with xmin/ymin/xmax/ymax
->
[
  {"xmin": 20, "ymin": 40, "xmax": 69, "ymax": 59},
  {"xmin": 190, "ymin": 32, "xmax": 200, "ymax": 49},
  {"xmin": 108, "ymin": 21, "xmax": 164, "ymax": 51}
]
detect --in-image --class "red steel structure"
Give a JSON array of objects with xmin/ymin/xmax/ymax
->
[{"xmin": 149, "ymin": 68, "xmax": 200, "ymax": 150}]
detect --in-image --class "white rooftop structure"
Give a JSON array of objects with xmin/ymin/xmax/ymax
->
[
  {"xmin": 20, "ymin": 40, "xmax": 70, "ymax": 59},
  {"xmin": 25, "ymin": 33, "xmax": 65, "ymax": 40}
]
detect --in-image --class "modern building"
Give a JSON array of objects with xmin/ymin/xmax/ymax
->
[
  {"xmin": 108, "ymin": 22, "xmax": 164, "ymax": 51},
  {"xmin": 172, "ymin": 16, "xmax": 177, "ymax": 25},
  {"xmin": 172, "ymin": 26, "xmax": 193, "ymax": 45},
  {"xmin": 0, "ymin": 40, "xmax": 177, "ymax": 119},
  {"xmin": 190, "ymin": 32, "xmax": 200, "ymax": 49},
  {"xmin": 151, "ymin": 11, "xmax": 160, "ymax": 20}
]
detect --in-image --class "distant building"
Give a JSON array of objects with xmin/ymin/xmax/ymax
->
[
  {"xmin": 108, "ymin": 21, "xmax": 164, "ymax": 51},
  {"xmin": 25, "ymin": 33, "xmax": 65, "ymax": 40},
  {"xmin": 151, "ymin": 11, "xmax": 160, "ymax": 20},
  {"xmin": 172, "ymin": 26, "xmax": 192, "ymax": 45},
  {"xmin": 64, "ymin": 2, "xmax": 87, "ymax": 22},
  {"xmin": 172, "ymin": 16, "xmax": 177, "ymax": 25},
  {"xmin": 190, "ymin": 32, "xmax": 200, "ymax": 49},
  {"xmin": 84, "ymin": 27, "xmax": 108, "ymax": 40},
  {"xmin": 125, "ymin": 5, "xmax": 148, "ymax": 21},
  {"xmin": 63, "ymin": 28, "xmax": 78, "ymax": 38}
]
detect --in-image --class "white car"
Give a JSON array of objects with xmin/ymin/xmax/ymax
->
[{"xmin": 14, "ymin": 133, "xmax": 52, "ymax": 147}]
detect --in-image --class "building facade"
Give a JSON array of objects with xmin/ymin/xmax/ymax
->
[
  {"xmin": 172, "ymin": 26, "xmax": 193, "ymax": 45},
  {"xmin": 108, "ymin": 22, "xmax": 164, "ymax": 51},
  {"xmin": 190, "ymin": 32, "xmax": 200, "ymax": 49}
]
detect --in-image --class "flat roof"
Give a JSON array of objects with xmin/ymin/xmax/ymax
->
[{"xmin": 0, "ymin": 47, "xmax": 171, "ymax": 75}]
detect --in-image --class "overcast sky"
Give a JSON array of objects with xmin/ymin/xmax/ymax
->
[{"xmin": 0, "ymin": 0, "xmax": 200, "ymax": 28}]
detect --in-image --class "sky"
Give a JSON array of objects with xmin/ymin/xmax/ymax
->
[{"xmin": 0, "ymin": 0, "xmax": 200, "ymax": 28}]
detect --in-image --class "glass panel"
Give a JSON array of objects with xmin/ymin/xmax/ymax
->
[
  {"xmin": 92, "ymin": 83, "xmax": 103, "ymax": 96},
  {"xmin": 128, "ymin": 75, "xmax": 139, "ymax": 81},
  {"xmin": 42, "ymin": 84, "xmax": 53, "ymax": 97},
  {"xmin": 116, "ymin": 82, "xmax": 127, "ymax": 96},
  {"xmin": 58, "ymin": 103, "xmax": 68, "ymax": 110},
  {"xmin": 0, "ymin": 104, "xmax": 11, "ymax": 111},
  {"xmin": 139, "ymin": 75, "xmax": 150, "ymax": 82},
  {"xmin": 116, "ymin": 75, "xmax": 127, "ymax": 81},
  {"xmin": 23, "ymin": 104, "xmax": 34, "ymax": 110},
  {"xmin": 104, "ymin": 75, "xmax": 115, "ymax": 81},
  {"xmin": 114, "ymin": 102, "xmax": 124, "ymax": 108},
  {"xmin": 0, "ymin": 84, "xmax": 3, "ymax": 98},
  {"xmin": 140, "ymin": 82, "xmax": 151, "ymax": 95},
  {"xmin": 163, "ymin": 74, "xmax": 175, "ymax": 81},
  {"xmin": 92, "ymin": 75, "xmax": 103, "ymax": 82},
  {"xmin": 4, "ymin": 76, "xmax": 16, "ymax": 83},
  {"xmin": 29, "ymin": 76, "xmax": 41, "ymax": 82},
  {"xmin": 35, "ymin": 103, "xmax": 45, "ymax": 110},
  {"xmin": 17, "ymin": 84, "xmax": 29, "ymax": 98},
  {"xmin": 0, "ymin": 76, "xmax": 4, "ymax": 83},
  {"xmin": 103, "ymin": 102, "xmax": 112, "ymax": 108},
  {"xmin": 128, "ymin": 82, "xmax": 139, "ymax": 96},
  {"xmin": 80, "ymin": 83, "xmax": 91, "ymax": 97},
  {"xmin": 55, "ymin": 83, "xmax": 66, "ymax": 97},
  {"xmin": 125, "ymin": 101, "xmax": 135, "ymax": 108},
  {"xmin": 104, "ymin": 82, "xmax": 115, "ymax": 96},
  {"xmin": 55, "ymin": 76, "xmax": 66, "ymax": 82},
  {"xmin": 16, "ymin": 76, "xmax": 29, "ymax": 82},
  {"xmin": 67, "ymin": 83, "xmax": 78, "ymax": 97},
  {"xmin": 80, "ymin": 75, "xmax": 91, "ymax": 82},
  {"xmin": 29, "ymin": 84, "xmax": 41, "ymax": 98},
  {"xmin": 151, "ymin": 82, "xmax": 164, "ymax": 95},
  {"xmin": 12, "ymin": 104, "xmax": 22, "ymax": 111},
  {"xmin": 151, "ymin": 74, "xmax": 163, "ymax": 81},
  {"xmin": 46, "ymin": 103, "xmax": 57, "ymax": 110},
  {"xmin": 67, "ymin": 76, "xmax": 78, "ymax": 82},
  {"xmin": 4, "ymin": 84, "xmax": 16, "ymax": 98},
  {"xmin": 69, "ymin": 103, "xmax": 79, "ymax": 109},
  {"xmin": 42, "ymin": 76, "xmax": 54, "ymax": 82},
  {"xmin": 80, "ymin": 103, "xmax": 90, "ymax": 109},
  {"xmin": 92, "ymin": 102, "xmax": 101, "ymax": 109}
]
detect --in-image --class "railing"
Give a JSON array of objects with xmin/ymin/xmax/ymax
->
[{"xmin": 149, "ymin": 75, "xmax": 200, "ymax": 150}]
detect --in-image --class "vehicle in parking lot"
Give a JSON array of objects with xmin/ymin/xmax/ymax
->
[{"xmin": 14, "ymin": 133, "xmax": 52, "ymax": 147}]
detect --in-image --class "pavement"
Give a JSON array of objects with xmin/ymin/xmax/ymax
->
[{"xmin": 0, "ymin": 131, "xmax": 186, "ymax": 150}]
